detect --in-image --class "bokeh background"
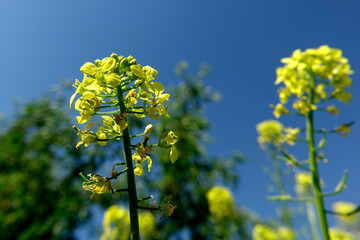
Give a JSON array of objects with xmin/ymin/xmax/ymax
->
[{"xmin": 1, "ymin": 1, "xmax": 360, "ymax": 239}]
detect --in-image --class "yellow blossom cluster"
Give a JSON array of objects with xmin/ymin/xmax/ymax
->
[
  {"xmin": 274, "ymin": 45, "xmax": 353, "ymax": 117},
  {"xmin": 101, "ymin": 205, "xmax": 157, "ymax": 240},
  {"xmin": 295, "ymin": 172, "xmax": 313, "ymax": 195},
  {"xmin": 206, "ymin": 186, "xmax": 234, "ymax": 219},
  {"xmin": 70, "ymin": 54, "xmax": 172, "ymax": 149},
  {"xmin": 81, "ymin": 173, "xmax": 111, "ymax": 199},
  {"xmin": 252, "ymin": 224, "xmax": 295, "ymax": 240},
  {"xmin": 332, "ymin": 201, "xmax": 359, "ymax": 225},
  {"xmin": 329, "ymin": 228, "xmax": 355, "ymax": 240},
  {"xmin": 257, "ymin": 120, "xmax": 300, "ymax": 148}
]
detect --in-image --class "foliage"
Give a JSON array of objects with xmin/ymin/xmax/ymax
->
[{"xmin": 0, "ymin": 85, "xmax": 107, "ymax": 240}]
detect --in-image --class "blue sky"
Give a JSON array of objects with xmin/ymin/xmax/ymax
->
[{"xmin": 2, "ymin": 0, "xmax": 360, "ymax": 234}]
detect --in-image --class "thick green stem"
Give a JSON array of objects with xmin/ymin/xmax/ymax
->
[
  {"xmin": 117, "ymin": 86, "xmax": 140, "ymax": 240},
  {"xmin": 307, "ymin": 76, "xmax": 330, "ymax": 240}
]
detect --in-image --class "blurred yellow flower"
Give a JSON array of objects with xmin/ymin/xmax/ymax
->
[
  {"xmin": 252, "ymin": 225, "xmax": 295, "ymax": 240},
  {"xmin": 101, "ymin": 205, "xmax": 130, "ymax": 240},
  {"xmin": 206, "ymin": 186, "xmax": 234, "ymax": 219},
  {"xmin": 329, "ymin": 228, "xmax": 355, "ymax": 240},
  {"xmin": 275, "ymin": 45, "xmax": 353, "ymax": 115},
  {"xmin": 295, "ymin": 172, "xmax": 313, "ymax": 195},
  {"xmin": 332, "ymin": 201, "xmax": 359, "ymax": 224}
]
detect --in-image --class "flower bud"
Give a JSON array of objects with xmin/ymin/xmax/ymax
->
[
  {"xmin": 94, "ymin": 59, "xmax": 102, "ymax": 67},
  {"xmin": 110, "ymin": 53, "xmax": 118, "ymax": 60},
  {"xmin": 120, "ymin": 58, "xmax": 129, "ymax": 69},
  {"xmin": 111, "ymin": 168, "xmax": 118, "ymax": 178},
  {"xmin": 80, "ymin": 62, "xmax": 98, "ymax": 76},
  {"xmin": 144, "ymin": 124, "xmax": 153, "ymax": 134},
  {"xmin": 129, "ymin": 59, "xmax": 137, "ymax": 65}
]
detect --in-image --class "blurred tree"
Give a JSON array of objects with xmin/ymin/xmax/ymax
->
[
  {"xmin": 0, "ymin": 83, "xmax": 112, "ymax": 240},
  {"xmin": 138, "ymin": 61, "xmax": 250, "ymax": 239}
]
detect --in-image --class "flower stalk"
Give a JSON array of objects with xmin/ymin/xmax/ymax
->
[
  {"xmin": 117, "ymin": 86, "xmax": 140, "ymax": 239},
  {"xmin": 307, "ymin": 77, "xmax": 330, "ymax": 240},
  {"xmin": 70, "ymin": 53, "xmax": 179, "ymax": 238}
]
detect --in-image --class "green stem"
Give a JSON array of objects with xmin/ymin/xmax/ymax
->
[
  {"xmin": 117, "ymin": 86, "xmax": 140, "ymax": 240},
  {"xmin": 96, "ymin": 110, "xmax": 120, "ymax": 115},
  {"xmin": 130, "ymin": 132, "xmax": 147, "ymax": 138},
  {"xmin": 307, "ymin": 75, "xmax": 330, "ymax": 240}
]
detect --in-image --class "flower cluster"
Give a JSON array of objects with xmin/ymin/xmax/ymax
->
[
  {"xmin": 70, "ymin": 54, "xmax": 174, "ymax": 148},
  {"xmin": 274, "ymin": 45, "xmax": 353, "ymax": 117},
  {"xmin": 252, "ymin": 224, "xmax": 295, "ymax": 240},
  {"xmin": 71, "ymin": 54, "xmax": 178, "ymax": 174},
  {"xmin": 256, "ymin": 120, "xmax": 300, "ymax": 148},
  {"xmin": 329, "ymin": 228, "xmax": 355, "ymax": 240},
  {"xmin": 80, "ymin": 172, "xmax": 111, "ymax": 200},
  {"xmin": 101, "ymin": 205, "xmax": 158, "ymax": 240},
  {"xmin": 332, "ymin": 201, "xmax": 359, "ymax": 225},
  {"xmin": 206, "ymin": 186, "xmax": 234, "ymax": 219},
  {"xmin": 294, "ymin": 172, "xmax": 313, "ymax": 195}
]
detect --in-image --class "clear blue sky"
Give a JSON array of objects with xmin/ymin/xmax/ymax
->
[{"xmin": 2, "ymin": 0, "xmax": 360, "ymax": 235}]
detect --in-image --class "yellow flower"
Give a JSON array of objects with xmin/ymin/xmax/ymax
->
[
  {"xmin": 81, "ymin": 57, "xmax": 116, "ymax": 77},
  {"xmin": 252, "ymin": 224, "xmax": 277, "ymax": 240},
  {"xmin": 252, "ymin": 225, "xmax": 295, "ymax": 240},
  {"xmin": 295, "ymin": 172, "xmax": 313, "ymax": 195},
  {"xmin": 277, "ymin": 227, "xmax": 295, "ymax": 240},
  {"xmin": 132, "ymin": 152, "xmax": 152, "ymax": 176},
  {"xmin": 275, "ymin": 45, "xmax": 353, "ymax": 114},
  {"xmin": 292, "ymin": 99, "xmax": 317, "ymax": 115},
  {"xmin": 81, "ymin": 173, "xmax": 111, "ymax": 199},
  {"xmin": 139, "ymin": 212, "xmax": 157, "ymax": 237},
  {"xmin": 96, "ymin": 115, "xmax": 126, "ymax": 146},
  {"xmin": 158, "ymin": 131, "xmax": 179, "ymax": 163},
  {"xmin": 256, "ymin": 120, "xmax": 284, "ymax": 147},
  {"xmin": 329, "ymin": 228, "xmax": 355, "ymax": 240},
  {"xmin": 326, "ymin": 105, "xmax": 339, "ymax": 115},
  {"xmin": 335, "ymin": 124, "xmax": 351, "ymax": 138},
  {"xmin": 125, "ymin": 89, "xmax": 138, "ymax": 107},
  {"xmin": 144, "ymin": 82, "xmax": 171, "ymax": 119},
  {"xmin": 75, "ymin": 122, "xmax": 98, "ymax": 148},
  {"xmin": 273, "ymin": 103, "xmax": 288, "ymax": 118},
  {"xmin": 75, "ymin": 91, "xmax": 101, "ymax": 124},
  {"xmin": 332, "ymin": 201, "xmax": 359, "ymax": 224},
  {"xmin": 101, "ymin": 205, "xmax": 130, "ymax": 240},
  {"xmin": 206, "ymin": 186, "xmax": 234, "ymax": 219},
  {"xmin": 70, "ymin": 75, "xmax": 101, "ymax": 108},
  {"xmin": 284, "ymin": 127, "xmax": 300, "ymax": 146}
]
